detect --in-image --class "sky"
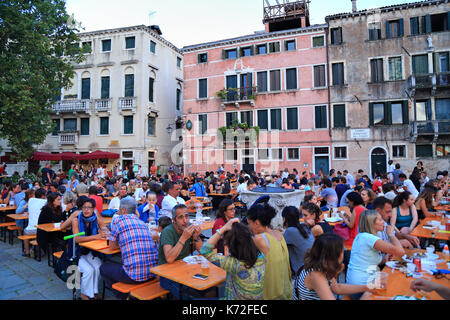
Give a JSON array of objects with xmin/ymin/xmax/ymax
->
[{"xmin": 65, "ymin": 0, "xmax": 425, "ymax": 48}]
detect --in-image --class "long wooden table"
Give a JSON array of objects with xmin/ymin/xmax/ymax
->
[
  {"xmin": 0, "ymin": 206, "xmax": 17, "ymax": 211},
  {"xmin": 35, "ymin": 223, "xmax": 62, "ymax": 232},
  {"xmin": 150, "ymin": 259, "xmax": 226, "ymax": 299},
  {"xmin": 79, "ymin": 239, "xmax": 120, "ymax": 255},
  {"xmin": 410, "ymin": 217, "xmax": 450, "ymax": 241},
  {"xmin": 7, "ymin": 213, "xmax": 28, "ymax": 220},
  {"xmin": 369, "ymin": 249, "xmax": 449, "ymax": 300}
]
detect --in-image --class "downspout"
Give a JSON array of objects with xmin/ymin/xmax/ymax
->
[{"xmin": 325, "ymin": 19, "xmax": 332, "ymax": 140}]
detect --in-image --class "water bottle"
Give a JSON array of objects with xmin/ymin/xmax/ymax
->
[
  {"xmin": 195, "ymin": 202, "xmax": 203, "ymax": 225},
  {"xmin": 443, "ymin": 245, "xmax": 449, "ymax": 260},
  {"xmin": 9, "ymin": 195, "xmax": 14, "ymax": 207}
]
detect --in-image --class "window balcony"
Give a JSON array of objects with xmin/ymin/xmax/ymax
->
[
  {"xmin": 118, "ymin": 97, "xmax": 136, "ymax": 114},
  {"xmin": 408, "ymin": 72, "xmax": 450, "ymax": 96},
  {"xmin": 58, "ymin": 131, "xmax": 79, "ymax": 146},
  {"xmin": 52, "ymin": 99, "xmax": 91, "ymax": 115},
  {"xmin": 218, "ymin": 87, "xmax": 257, "ymax": 109},
  {"xmin": 94, "ymin": 99, "xmax": 112, "ymax": 114},
  {"xmin": 410, "ymin": 120, "xmax": 450, "ymax": 143}
]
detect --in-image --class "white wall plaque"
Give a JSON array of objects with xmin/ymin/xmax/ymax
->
[{"xmin": 350, "ymin": 129, "xmax": 370, "ymax": 139}]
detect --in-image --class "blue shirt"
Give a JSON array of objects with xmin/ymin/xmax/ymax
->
[
  {"xmin": 347, "ymin": 233, "xmax": 382, "ymax": 286},
  {"xmin": 340, "ymin": 188, "xmax": 354, "ymax": 207},
  {"xmin": 345, "ymin": 173, "xmax": 355, "ymax": 186},
  {"xmin": 320, "ymin": 187, "xmax": 338, "ymax": 208},
  {"xmin": 14, "ymin": 192, "xmax": 25, "ymax": 207},
  {"xmin": 189, "ymin": 183, "xmax": 206, "ymax": 197},
  {"xmin": 137, "ymin": 203, "xmax": 159, "ymax": 224}
]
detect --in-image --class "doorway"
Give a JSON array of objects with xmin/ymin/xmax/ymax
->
[
  {"xmin": 370, "ymin": 147, "xmax": 387, "ymax": 179},
  {"xmin": 314, "ymin": 156, "xmax": 329, "ymax": 175}
]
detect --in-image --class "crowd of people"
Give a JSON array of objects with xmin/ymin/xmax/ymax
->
[{"xmin": 0, "ymin": 160, "xmax": 449, "ymax": 300}]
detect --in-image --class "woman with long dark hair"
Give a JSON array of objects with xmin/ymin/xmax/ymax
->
[
  {"xmin": 37, "ymin": 192, "xmax": 65, "ymax": 253},
  {"xmin": 391, "ymin": 191, "xmax": 418, "ymax": 235},
  {"xmin": 282, "ymin": 206, "xmax": 314, "ymax": 283},
  {"xmin": 213, "ymin": 199, "xmax": 236, "ymax": 253},
  {"xmin": 200, "ymin": 218, "xmax": 265, "ymax": 300},
  {"xmin": 301, "ymin": 203, "xmax": 333, "ymax": 237},
  {"xmin": 415, "ymin": 188, "xmax": 438, "ymax": 220},
  {"xmin": 294, "ymin": 233, "xmax": 370, "ymax": 300},
  {"xmin": 339, "ymin": 192, "xmax": 366, "ymax": 247}
]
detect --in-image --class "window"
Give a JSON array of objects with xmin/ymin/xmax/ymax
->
[
  {"xmin": 124, "ymin": 116, "xmax": 133, "ymax": 134},
  {"xmin": 315, "ymin": 105, "xmax": 327, "ymax": 129},
  {"xmin": 240, "ymin": 46, "xmax": 253, "ymax": 57},
  {"xmin": 368, "ymin": 22, "xmax": 381, "ymax": 40},
  {"xmin": 330, "ymin": 27, "xmax": 342, "ymax": 45},
  {"xmin": 332, "ymin": 63, "xmax": 344, "ymax": 85},
  {"xmin": 388, "ymin": 57, "xmax": 402, "ymax": 81},
  {"xmin": 333, "ymin": 104, "xmax": 346, "ymax": 128},
  {"xmin": 226, "ymin": 112, "xmax": 238, "ymax": 127},
  {"xmin": 63, "ymin": 118, "xmax": 77, "ymax": 131},
  {"xmin": 268, "ymin": 42, "xmax": 280, "ymax": 53},
  {"xmin": 284, "ymin": 40, "xmax": 296, "ymax": 51},
  {"xmin": 125, "ymin": 74, "xmax": 134, "ymax": 97},
  {"xmin": 271, "ymin": 148, "xmax": 283, "ymax": 161},
  {"xmin": 286, "ymin": 108, "xmax": 298, "ymax": 130},
  {"xmin": 177, "ymin": 57, "xmax": 182, "ymax": 68},
  {"xmin": 270, "ymin": 70, "xmax": 281, "ymax": 91},
  {"xmin": 256, "ymin": 44, "xmax": 267, "ymax": 55},
  {"xmin": 81, "ymin": 78, "xmax": 90, "ymax": 99},
  {"xmin": 416, "ymin": 145, "xmax": 432, "ymax": 157},
  {"xmin": 150, "ymin": 40, "xmax": 156, "ymax": 53},
  {"xmin": 386, "ymin": 19, "xmax": 404, "ymax": 38},
  {"xmin": 198, "ymin": 79, "xmax": 207, "ymax": 98},
  {"xmin": 314, "ymin": 65, "xmax": 326, "ymax": 88},
  {"xmin": 286, "ymin": 68, "xmax": 297, "ymax": 90},
  {"xmin": 198, "ymin": 114, "xmax": 207, "ymax": 135},
  {"xmin": 334, "ymin": 147, "xmax": 347, "ymax": 159},
  {"xmin": 370, "ymin": 58, "xmax": 384, "ymax": 83},
  {"xmin": 392, "ymin": 145, "xmax": 406, "ymax": 158},
  {"xmin": 176, "ymin": 89, "xmax": 181, "ymax": 111},
  {"xmin": 82, "ymin": 41, "xmax": 92, "ymax": 53},
  {"xmin": 410, "ymin": 17, "xmax": 425, "ymax": 35},
  {"xmin": 125, "ymin": 36, "xmax": 135, "ymax": 49},
  {"xmin": 270, "ymin": 109, "xmax": 282, "ymax": 130},
  {"xmin": 101, "ymin": 76, "xmax": 110, "ymax": 99},
  {"xmin": 314, "ymin": 147, "xmax": 329, "ymax": 155},
  {"xmin": 312, "ymin": 36, "xmax": 324, "ymax": 48},
  {"xmin": 225, "ymin": 150, "xmax": 238, "ymax": 162},
  {"xmin": 148, "ymin": 117, "xmax": 156, "ymax": 136},
  {"xmin": 198, "ymin": 53, "xmax": 208, "ymax": 63},
  {"xmin": 370, "ymin": 101, "xmax": 409, "ymax": 126},
  {"xmin": 435, "ymin": 98, "xmax": 450, "ymax": 120},
  {"xmin": 80, "ymin": 118, "xmax": 89, "ymax": 136},
  {"xmin": 257, "ymin": 110, "xmax": 268, "ymax": 130},
  {"xmin": 100, "ymin": 117, "xmax": 109, "ymax": 135},
  {"xmin": 258, "ymin": 149, "xmax": 269, "ymax": 161},
  {"xmin": 436, "ymin": 145, "xmax": 449, "ymax": 157},
  {"xmin": 415, "ymin": 100, "xmax": 430, "ymax": 121},
  {"xmin": 240, "ymin": 111, "xmax": 253, "ymax": 127},
  {"xmin": 412, "ymin": 54, "xmax": 429, "ymax": 74},
  {"xmin": 224, "ymin": 49, "xmax": 237, "ymax": 60},
  {"xmin": 430, "ymin": 13, "xmax": 449, "ymax": 33},
  {"xmin": 287, "ymin": 148, "xmax": 300, "ymax": 160},
  {"xmin": 52, "ymin": 119, "xmax": 60, "ymax": 136},
  {"xmin": 149, "ymin": 78, "xmax": 154, "ymax": 102},
  {"xmin": 433, "ymin": 52, "xmax": 450, "ymax": 73},
  {"xmin": 102, "ymin": 39, "xmax": 111, "ymax": 52},
  {"xmin": 257, "ymin": 71, "xmax": 268, "ymax": 92}
]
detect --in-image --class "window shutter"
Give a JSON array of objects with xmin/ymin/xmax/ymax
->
[
  {"xmin": 101, "ymin": 76, "xmax": 110, "ymax": 99},
  {"xmin": 426, "ymin": 99, "xmax": 432, "ymax": 120},
  {"xmin": 250, "ymin": 45, "xmax": 254, "ymax": 56},
  {"xmin": 369, "ymin": 103, "xmax": 374, "ymax": 126},
  {"xmin": 275, "ymin": 42, "xmax": 280, "ymax": 52},
  {"xmin": 369, "ymin": 28, "xmax": 374, "ymax": 40},
  {"xmin": 284, "ymin": 40, "xmax": 288, "ymax": 51},
  {"xmin": 386, "ymin": 21, "xmax": 392, "ymax": 38},
  {"xmin": 385, "ymin": 102, "xmax": 392, "ymax": 125},
  {"xmin": 410, "ymin": 17, "xmax": 418, "ymax": 35},
  {"xmin": 447, "ymin": 12, "xmax": 450, "ymax": 31},
  {"xmin": 197, "ymin": 54, "xmax": 201, "ymax": 64},
  {"xmin": 399, "ymin": 18, "xmax": 404, "ymax": 36},
  {"xmin": 333, "ymin": 105, "xmax": 346, "ymax": 128},
  {"xmin": 402, "ymin": 101, "xmax": 409, "ymax": 124},
  {"xmin": 425, "ymin": 15, "xmax": 432, "ymax": 33},
  {"xmin": 222, "ymin": 49, "xmax": 226, "ymax": 60},
  {"xmin": 258, "ymin": 110, "xmax": 268, "ymax": 130},
  {"xmin": 125, "ymin": 74, "xmax": 134, "ymax": 97},
  {"xmin": 81, "ymin": 78, "xmax": 90, "ymax": 99},
  {"xmin": 338, "ymin": 28, "xmax": 342, "ymax": 43}
]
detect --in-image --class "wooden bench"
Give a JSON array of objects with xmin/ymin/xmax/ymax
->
[
  {"xmin": 53, "ymin": 251, "xmax": 64, "ymax": 259},
  {"xmin": 7, "ymin": 225, "xmax": 20, "ymax": 245},
  {"xmin": 0, "ymin": 222, "xmax": 16, "ymax": 242},
  {"xmin": 112, "ymin": 278, "xmax": 158, "ymax": 294},
  {"xmin": 18, "ymin": 234, "xmax": 36, "ymax": 254},
  {"xmin": 30, "ymin": 240, "xmax": 41, "ymax": 261},
  {"xmin": 130, "ymin": 281, "xmax": 169, "ymax": 300}
]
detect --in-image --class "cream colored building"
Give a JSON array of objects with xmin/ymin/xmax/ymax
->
[{"xmin": 1, "ymin": 25, "xmax": 184, "ymax": 176}]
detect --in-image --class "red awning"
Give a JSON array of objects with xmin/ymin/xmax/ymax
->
[
  {"xmin": 60, "ymin": 152, "xmax": 78, "ymax": 160},
  {"xmin": 75, "ymin": 150, "xmax": 120, "ymax": 160},
  {"xmin": 32, "ymin": 151, "xmax": 61, "ymax": 161}
]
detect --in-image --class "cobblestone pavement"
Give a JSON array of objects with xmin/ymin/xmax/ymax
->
[{"xmin": 0, "ymin": 237, "xmax": 119, "ymax": 300}]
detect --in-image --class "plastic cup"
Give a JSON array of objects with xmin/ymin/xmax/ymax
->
[
  {"xmin": 372, "ymin": 272, "xmax": 389, "ymax": 294},
  {"xmin": 426, "ymin": 246, "xmax": 434, "ymax": 256},
  {"xmin": 54, "ymin": 223, "xmax": 61, "ymax": 229},
  {"xmin": 323, "ymin": 213, "xmax": 328, "ymax": 219},
  {"xmin": 407, "ymin": 263, "xmax": 416, "ymax": 274},
  {"xmin": 200, "ymin": 260, "xmax": 210, "ymax": 277}
]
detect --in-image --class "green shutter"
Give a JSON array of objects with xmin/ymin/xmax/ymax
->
[
  {"xmin": 275, "ymin": 42, "xmax": 280, "ymax": 52},
  {"xmin": 385, "ymin": 102, "xmax": 392, "ymax": 125},
  {"xmin": 425, "ymin": 15, "xmax": 432, "ymax": 33},
  {"xmin": 333, "ymin": 105, "xmax": 346, "ymax": 128},
  {"xmin": 101, "ymin": 76, "xmax": 110, "ymax": 99},
  {"xmin": 410, "ymin": 17, "xmax": 418, "ymax": 35},
  {"xmin": 149, "ymin": 78, "xmax": 154, "ymax": 102},
  {"xmin": 258, "ymin": 110, "xmax": 268, "ymax": 130},
  {"xmin": 250, "ymin": 45, "xmax": 254, "ymax": 56},
  {"xmin": 197, "ymin": 54, "xmax": 201, "ymax": 64},
  {"xmin": 402, "ymin": 101, "xmax": 409, "ymax": 124},
  {"xmin": 399, "ymin": 18, "xmax": 404, "ymax": 36},
  {"xmin": 125, "ymin": 74, "xmax": 134, "ymax": 97},
  {"xmin": 386, "ymin": 21, "xmax": 392, "ymax": 38},
  {"xmin": 80, "ymin": 118, "xmax": 89, "ymax": 135},
  {"xmin": 369, "ymin": 103, "xmax": 374, "ymax": 126},
  {"xmin": 222, "ymin": 49, "xmax": 226, "ymax": 60},
  {"xmin": 124, "ymin": 116, "xmax": 133, "ymax": 134},
  {"xmin": 100, "ymin": 117, "xmax": 109, "ymax": 135},
  {"xmin": 447, "ymin": 12, "xmax": 450, "ymax": 31},
  {"xmin": 81, "ymin": 78, "xmax": 90, "ymax": 99}
]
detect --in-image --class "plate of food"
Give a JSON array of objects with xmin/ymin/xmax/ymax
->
[
  {"xmin": 324, "ymin": 216, "xmax": 343, "ymax": 223},
  {"xmin": 385, "ymin": 260, "xmax": 408, "ymax": 270}
]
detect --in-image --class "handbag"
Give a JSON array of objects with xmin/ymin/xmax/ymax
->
[
  {"xmin": 101, "ymin": 209, "xmax": 117, "ymax": 217},
  {"xmin": 333, "ymin": 223, "xmax": 350, "ymax": 241},
  {"xmin": 54, "ymin": 246, "xmax": 78, "ymax": 283}
]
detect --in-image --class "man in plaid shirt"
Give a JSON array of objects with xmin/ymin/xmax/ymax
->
[{"xmin": 100, "ymin": 196, "xmax": 158, "ymax": 299}]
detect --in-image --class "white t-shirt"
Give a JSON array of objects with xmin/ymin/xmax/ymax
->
[
  {"xmin": 403, "ymin": 179, "xmax": 419, "ymax": 199},
  {"xmin": 108, "ymin": 197, "xmax": 121, "ymax": 210},
  {"xmin": 160, "ymin": 195, "xmax": 185, "ymax": 218},
  {"xmin": 25, "ymin": 198, "xmax": 47, "ymax": 233}
]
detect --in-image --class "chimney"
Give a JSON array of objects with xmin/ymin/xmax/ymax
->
[{"xmin": 351, "ymin": 0, "xmax": 357, "ymax": 13}]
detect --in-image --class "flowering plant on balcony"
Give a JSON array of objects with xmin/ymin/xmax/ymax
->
[{"xmin": 217, "ymin": 121, "xmax": 260, "ymax": 142}]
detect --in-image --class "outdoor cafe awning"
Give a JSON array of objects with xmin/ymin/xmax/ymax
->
[
  {"xmin": 60, "ymin": 152, "xmax": 77, "ymax": 161},
  {"xmin": 75, "ymin": 150, "xmax": 120, "ymax": 160},
  {"xmin": 31, "ymin": 151, "xmax": 62, "ymax": 161}
]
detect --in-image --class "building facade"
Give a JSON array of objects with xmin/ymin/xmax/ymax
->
[
  {"xmin": 1, "ymin": 25, "xmax": 184, "ymax": 175},
  {"xmin": 182, "ymin": 4, "xmax": 331, "ymax": 176},
  {"xmin": 326, "ymin": 0, "xmax": 450, "ymax": 178}
]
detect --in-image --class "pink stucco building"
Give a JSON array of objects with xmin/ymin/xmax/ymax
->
[{"xmin": 182, "ymin": 2, "xmax": 331, "ymax": 175}]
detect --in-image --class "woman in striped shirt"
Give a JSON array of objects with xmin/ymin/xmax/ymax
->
[{"xmin": 294, "ymin": 233, "xmax": 370, "ymax": 300}]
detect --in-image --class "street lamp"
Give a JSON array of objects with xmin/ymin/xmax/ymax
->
[{"xmin": 166, "ymin": 124, "xmax": 173, "ymax": 134}]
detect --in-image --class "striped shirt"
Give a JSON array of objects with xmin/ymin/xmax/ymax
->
[
  {"xmin": 294, "ymin": 268, "xmax": 331, "ymax": 300},
  {"xmin": 110, "ymin": 214, "xmax": 158, "ymax": 282}
]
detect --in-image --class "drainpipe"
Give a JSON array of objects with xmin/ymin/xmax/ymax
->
[{"xmin": 325, "ymin": 20, "xmax": 332, "ymax": 140}]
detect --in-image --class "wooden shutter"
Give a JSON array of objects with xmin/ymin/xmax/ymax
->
[
  {"xmin": 149, "ymin": 78, "xmax": 154, "ymax": 102},
  {"xmin": 386, "ymin": 21, "xmax": 392, "ymax": 39},
  {"xmin": 275, "ymin": 42, "xmax": 280, "ymax": 52},
  {"xmin": 447, "ymin": 12, "xmax": 450, "ymax": 31},
  {"xmin": 399, "ymin": 18, "xmax": 404, "ymax": 36},
  {"xmin": 425, "ymin": 15, "xmax": 432, "ymax": 33},
  {"xmin": 125, "ymin": 74, "xmax": 134, "ymax": 97},
  {"xmin": 385, "ymin": 102, "xmax": 392, "ymax": 125},
  {"xmin": 101, "ymin": 76, "xmax": 110, "ymax": 99},
  {"xmin": 197, "ymin": 54, "xmax": 201, "ymax": 64},
  {"xmin": 410, "ymin": 17, "xmax": 418, "ymax": 35},
  {"xmin": 402, "ymin": 101, "xmax": 409, "ymax": 124},
  {"xmin": 222, "ymin": 49, "xmax": 226, "ymax": 60},
  {"xmin": 81, "ymin": 78, "xmax": 90, "ymax": 99},
  {"xmin": 258, "ymin": 110, "xmax": 268, "ymax": 130},
  {"xmin": 81, "ymin": 118, "xmax": 89, "ymax": 135},
  {"xmin": 333, "ymin": 105, "xmax": 346, "ymax": 128},
  {"xmin": 369, "ymin": 103, "xmax": 374, "ymax": 126}
]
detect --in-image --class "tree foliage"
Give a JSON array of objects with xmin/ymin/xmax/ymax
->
[{"xmin": 0, "ymin": 0, "xmax": 86, "ymax": 160}]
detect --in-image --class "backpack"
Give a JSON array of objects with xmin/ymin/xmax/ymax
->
[{"xmin": 54, "ymin": 244, "xmax": 79, "ymax": 283}]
